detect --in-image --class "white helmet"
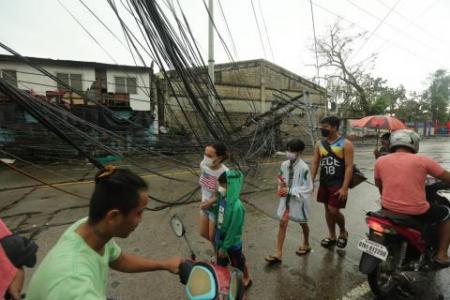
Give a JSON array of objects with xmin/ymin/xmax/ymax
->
[{"xmin": 389, "ymin": 129, "xmax": 420, "ymax": 153}]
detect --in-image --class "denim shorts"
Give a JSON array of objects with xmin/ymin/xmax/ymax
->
[{"xmin": 200, "ymin": 207, "xmax": 216, "ymax": 221}]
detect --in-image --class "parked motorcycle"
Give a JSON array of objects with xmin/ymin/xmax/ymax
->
[
  {"xmin": 358, "ymin": 180, "xmax": 450, "ymax": 297},
  {"xmin": 170, "ymin": 215, "xmax": 245, "ymax": 300}
]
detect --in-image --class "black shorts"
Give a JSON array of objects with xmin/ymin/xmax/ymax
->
[
  {"xmin": 412, "ymin": 204, "xmax": 450, "ymax": 225},
  {"xmin": 217, "ymin": 244, "xmax": 246, "ymax": 272}
]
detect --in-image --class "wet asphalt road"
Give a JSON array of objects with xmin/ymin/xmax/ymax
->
[{"xmin": 0, "ymin": 137, "xmax": 449, "ymax": 299}]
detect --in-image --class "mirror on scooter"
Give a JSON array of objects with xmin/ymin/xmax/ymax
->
[
  {"xmin": 170, "ymin": 215, "xmax": 186, "ymax": 238},
  {"xmin": 170, "ymin": 215, "xmax": 196, "ymax": 261}
]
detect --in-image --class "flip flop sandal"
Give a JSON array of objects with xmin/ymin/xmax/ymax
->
[
  {"xmin": 320, "ymin": 238, "xmax": 337, "ymax": 248},
  {"xmin": 265, "ymin": 255, "xmax": 282, "ymax": 264},
  {"xmin": 244, "ymin": 279, "xmax": 253, "ymax": 290},
  {"xmin": 295, "ymin": 247, "xmax": 312, "ymax": 256},
  {"xmin": 337, "ymin": 235, "xmax": 348, "ymax": 249},
  {"xmin": 434, "ymin": 258, "xmax": 450, "ymax": 268}
]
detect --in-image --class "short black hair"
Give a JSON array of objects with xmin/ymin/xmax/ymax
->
[
  {"xmin": 218, "ymin": 172, "xmax": 227, "ymax": 185},
  {"xmin": 320, "ymin": 116, "xmax": 341, "ymax": 130},
  {"xmin": 287, "ymin": 139, "xmax": 305, "ymax": 152},
  {"xmin": 381, "ymin": 133, "xmax": 391, "ymax": 140},
  {"xmin": 208, "ymin": 142, "xmax": 229, "ymax": 162},
  {"xmin": 89, "ymin": 168, "xmax": 148, "ymax": 224}
]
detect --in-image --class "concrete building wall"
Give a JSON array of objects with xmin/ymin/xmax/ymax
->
[
  {"xmin": 0, "ymin": 61, "xmax": 152, "ymax": 111},
  {"xmin": 162, "ymin": 60, "xmax": 327, "ymax": 149},
  {"xmin": 106, "ymin": 70, "xmax": 151, "ymax": 111},
  {"xmin": 0, "ymin": 61, "xmax": 95, "ymax": 94}
]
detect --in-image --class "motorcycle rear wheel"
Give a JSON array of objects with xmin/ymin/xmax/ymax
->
[{"xmin": 367, "ymin": 244, "xmax": 400, "ymax": 297}]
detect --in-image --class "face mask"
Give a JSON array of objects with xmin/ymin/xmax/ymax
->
[
  {"xmin": 320, "ymin": 128, "xmax": 331, "ymax": 137},
  {"xmin": 218, "ymin": 186, "xmax": 226, "ymax": 196},
  {"xmin": 202, "ymin": 156, "xmax": 214, "ymax": 167},
  {"xmin": 286, "ymin": 152, "xmax": 297, "ymax": 161}
]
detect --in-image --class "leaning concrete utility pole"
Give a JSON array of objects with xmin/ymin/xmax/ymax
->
[
  {"xmin": 304, "ymin": 90, "xmax": 317, "ymax": 147},
  {"xmin": 208, "ymin": 0, "xmax": 216, "ymax": 108}
]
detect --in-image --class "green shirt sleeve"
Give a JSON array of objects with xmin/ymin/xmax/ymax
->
[{"xmin": 107, "ymin": 239, "xmax": 122, "ymax": 262}]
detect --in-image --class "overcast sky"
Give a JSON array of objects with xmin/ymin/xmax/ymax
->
[{"xmin": 0, "ymin": 0, "xmax": 448, "ymax": 93}]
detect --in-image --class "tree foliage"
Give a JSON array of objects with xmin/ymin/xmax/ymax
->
[
  {"xmin": 316, "ymin": 23, "xmax": 405, "ymax": 117},
  {"xmin": 422, "ymin": 69, "xmax": 450, "ymax": 124}
]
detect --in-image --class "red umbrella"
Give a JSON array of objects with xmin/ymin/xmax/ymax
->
[{"xmin": 352, "ymin": 115, "xmax": 406, "ymax": 130}]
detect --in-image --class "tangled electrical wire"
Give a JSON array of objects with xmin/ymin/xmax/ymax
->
[{"xmin": 0, "ymin": 0, "xmax": 325, "ymax": 239}]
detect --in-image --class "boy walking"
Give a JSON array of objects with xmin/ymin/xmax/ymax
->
[
  {"xmin": 215, "ymin": 169, "xmax": 252, "ymax": 288},
  {"xmin": 266, "ymin": 139, "xmax": 313, "ymax": 264}
]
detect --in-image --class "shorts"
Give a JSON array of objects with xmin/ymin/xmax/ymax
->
[
  {"xmin": 217, "ymin": 244, "xmax": 246, "ymax": 272},
  {"xmin": 412, "ymin": 204, "xmax": 450, "ymax": 225},
  {"xmin": 276, "ymin": 197, "xmax": 310, "ymax": 223},
  {"xmin": 200, "ymin": 207, "xmax": 216, "ymax": 221},
  {"xmin": 317, "ymin": 185, "xmax": 347, "ymax": 209}
]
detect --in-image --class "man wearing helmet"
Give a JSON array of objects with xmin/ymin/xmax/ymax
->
[{"xmin": 374, "ymin": 129, "xmax": 450, "ymax": 266}]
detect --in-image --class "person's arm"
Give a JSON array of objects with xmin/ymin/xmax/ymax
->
[
  {"xmin": 7, "ymin": 267, "xmax": 24, "ymax": 300},
  {"xmin": 374, "ymin": 161, "xmax": 383, "ymax": 194},
  {"xmin": 436, "ymin": 170, "xmax": 450, "ymax": 184},
  {"xmin": 375, "ymin": 178, "xmax": 383, "ymax": 194},
  {"xmin": 373, "ymin": 148, "xmax": 381, "ymax": 159},
  {"xmin": 334, "ymin": 139, "xmax": 354, "ymax": 200},
  {"xmin": 310, "ymin": 141, "xmax": 321, "ymax": 182},
  {"xmin": 201, "ymin": 194, "xmax": 217, "ymax": 209},
  {"xmin": 110, "ymin": 253, "xmax": 183, "ymax": 274}
]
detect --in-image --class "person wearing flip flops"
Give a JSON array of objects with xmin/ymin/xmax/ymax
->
[
  {"xmin": 311, "ymin": 116, "xmax": 354, "ymax": 249},
  {"xmin": 266, "ymin": 139, "xmax": 313, "ymax": 264},
  {"xmin": 375, "ymin": 130, "xmax": 450, "ymax": 267},
  {"xmin": 214, "ymin": 170, "xmax": 252, "ymax": 288}
]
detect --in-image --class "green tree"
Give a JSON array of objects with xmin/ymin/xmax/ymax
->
[
  {"xmin": 423, "ymin": 69, "xmax": 450, "ymax": 124},
  {"xmin": 395, "ymin": 92, "xmax": 429, "ymax": 122}
]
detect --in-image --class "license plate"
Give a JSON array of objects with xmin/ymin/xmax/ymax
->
[{"xmin": 358, "ymin": 239, "xmax": 388, "ymax": 261}]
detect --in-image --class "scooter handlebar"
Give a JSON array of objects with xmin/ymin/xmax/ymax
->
[{"xmin": 178, "ymin": 261, "xmax": 194, "ymax": 285}]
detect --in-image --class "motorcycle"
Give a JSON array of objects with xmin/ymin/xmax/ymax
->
[
  {"xmin": 358, "ymin": 179, "xmax": 450, "ymax": 297},
  {"xmin": 170, "ymin": 215, "xmax": 245, "ymax": 300}
]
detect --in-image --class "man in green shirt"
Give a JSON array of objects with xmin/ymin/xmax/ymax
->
[{"xmin": 26, "ymin": 166, "xmax": 183, "ymax": 300}]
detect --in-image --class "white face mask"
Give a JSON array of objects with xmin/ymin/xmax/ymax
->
[
  {"xmin": 202, "ymin": 155, "xmax": 214, "ymax": 167},
  {"xmin": 286, "ymin": 152, "xmax": 297, "ymax": 161},
  {"xmin": 218, "ymin": 186, "xmax": 226, "ymax": 196}
]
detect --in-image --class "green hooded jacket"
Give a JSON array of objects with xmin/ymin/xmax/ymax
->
[{"xmin": 214, "ymin": 169, "xmax": 245, "ymax": 253}]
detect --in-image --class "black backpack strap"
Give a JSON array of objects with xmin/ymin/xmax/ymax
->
[{"xmin": 321, "ymin": 139, "xmax": 338, "ymax": 159}]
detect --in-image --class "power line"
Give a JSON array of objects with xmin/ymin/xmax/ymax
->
[
  {"xmin": 375, "ymin": 0, "xmax": 449, "ymax": 45},
  {"xmin": 59, "ymin": 0, "xmax": 151, "ymax": 97},
  {"xmin": 350, "ymin": 0, "xmax": 401, "ymax": 61},
  {"xmin": 257, "ymin": 0, "xmax": 275, "ymax": 62},
  {"xmin": 345, "ymin": 0, "xmax": 440, "ymax": 54},
  {"xmin": 217, "ymin": 0, "xmax": 239, "ymax": 60},
  {"xmin": 57, "ymin": 0, "xmax": 117, "ymax": 66},
  {"xmin": 249, "ymin": 0, "xmax": 267, "ymax": 58},
  {"xmin": 307, "ymin": 0, "xmax": 443, "ymax": 66}
]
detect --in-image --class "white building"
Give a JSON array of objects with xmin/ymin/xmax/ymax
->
[{"xmin": 0, "ymin": 54, "xmax": 152, "ymax": 111}]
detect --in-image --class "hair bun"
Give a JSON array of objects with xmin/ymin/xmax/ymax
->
[{"xmin": 95, "ymin": 165, "xmax": 117, "ymax": 182}]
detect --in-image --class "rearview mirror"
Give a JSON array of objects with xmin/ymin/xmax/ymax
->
[{"xmin": 170, "ymin": 215, "xmax": 185, "ymax": 238}]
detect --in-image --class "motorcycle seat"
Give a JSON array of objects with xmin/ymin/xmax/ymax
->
[{"xmin": 368, "ymin": 209, "xmax": 424, "ymax": 230}]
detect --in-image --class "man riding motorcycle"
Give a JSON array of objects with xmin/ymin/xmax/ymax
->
[{"xmin": 374, "ymin": 129, "xmax": 450, "ymax": 267}]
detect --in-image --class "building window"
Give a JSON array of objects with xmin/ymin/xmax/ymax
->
[
  {"xmin": 1, "ymin": 70, "xmax": 17, "ymax": 88},
  {"xmin": 56, "ymin": 73, "xmax": 83, "ymax": 91},
  {"xmin": 115, "ymin": 76, "xmax": 137, "ymax": 94}
]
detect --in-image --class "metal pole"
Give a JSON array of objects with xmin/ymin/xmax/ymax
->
[
  {"xmin": 208, "ymin": 0, "xmax": 215, "ymax": 108},
  {"xmin": 309, "ymin": 0, "xmax": 320, "ymax": 85}
]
